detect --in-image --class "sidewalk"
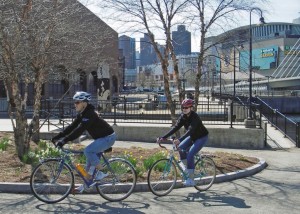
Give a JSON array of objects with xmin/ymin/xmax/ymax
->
[{"xmin": 0, "ymin": 118, "xmax": 297, "ymax": 194}]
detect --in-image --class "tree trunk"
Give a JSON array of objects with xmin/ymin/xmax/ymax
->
[
  {"xmin": 31, "ymin": 72, "xmax": 44, "ymax": 142},
  {"xmin": 14, "ymin": 115, "xmax": 30, "ymax": 159}
]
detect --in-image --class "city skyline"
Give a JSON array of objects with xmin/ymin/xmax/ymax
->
[{"xmin": 81, "ymin": 0, "xmax": 300, "ymax": 52}]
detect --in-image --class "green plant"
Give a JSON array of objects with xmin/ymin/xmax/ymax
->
[
  {"xmin": 143, "ymin": 151, "xmax": 167, "ymax": 170},
  {"xmin": 123, "ymin": 151, "xmax": 138, "ymax": 167},
  {"xmin": 38, "ymin": 140, "xmax": 48, "ymax": 150},
  {"xmin": 22, "ymin": 141, "xmax": 62, "ymax": 164},
  {"xmin": 76, "ymin": 153, "xmax": 86, "ymax": 164},
  {"xmin": 134, "ymin": 165, "xmax": 145, "ymax": 177},
  {"xmin": 0, "ymin": 137, "xmax": 9, "ymax": 151},
  {"xmin": 22, "ymin": 151, "xmax": 39, "ymax": 164}
]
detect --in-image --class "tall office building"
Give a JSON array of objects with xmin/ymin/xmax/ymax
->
[
  {"xmin": 118, "ymin": 35, "xmax": 136, "ymax": 69},
  {"xmin": 172, "ymin": 25, "xmax": 191, "ymax": 55},
  {"xmin": 140, "ymin": 33, "xmax": 158, "ymax": 66}
]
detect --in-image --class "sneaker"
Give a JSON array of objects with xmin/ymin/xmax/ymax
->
[
  {"xmin": 74, "ymin": 184, "xmax": 86, "ymax": 194},
  {"xmin": 183, "ymin": 178, "xmax": 195, "ymax": 187},
  {"xmin": 94, "ymin": 171, "xmax": 108, "ymax": 181},
  {"xmin": 74, "ymin": 182, "xmax": 95, "ymax": 194}
]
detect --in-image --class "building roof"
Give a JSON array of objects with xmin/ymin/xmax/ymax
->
[{"xmin": 222, "ymin": 71, "xmax": 266, "ymax": 80}]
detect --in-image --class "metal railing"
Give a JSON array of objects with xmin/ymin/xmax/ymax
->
[
  {"xmin": 256, "ymin": 97, "xmax": 299, "ymax": 147},
  {"xmin": 36, "ymin": 98, "xmax": 255, "ymax": 127}
]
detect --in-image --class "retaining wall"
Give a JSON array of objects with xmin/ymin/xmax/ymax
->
[{"xmin": 42, "ymin": 125, "xmax": 265, "ymax": 150}]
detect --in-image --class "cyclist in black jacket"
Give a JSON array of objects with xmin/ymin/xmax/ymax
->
[
  {"xmin": 52, "ymin": 91, "xmax": 116, "ymax": 193},
  {"xmin": 158, "ymin": 98, "xmax": 209, "ymax": 186}
]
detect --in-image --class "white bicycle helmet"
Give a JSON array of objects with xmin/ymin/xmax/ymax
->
[{"xmin": 73, "ymin": 91, "xmax": 91, "ymax": 102}]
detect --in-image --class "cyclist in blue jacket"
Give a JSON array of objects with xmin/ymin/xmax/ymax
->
[
  {"xmin": 158, "ymin": 98, "xmax": 209, "ymax": 186},
  {"xmin": 52, "ymin": 91, "xmax": 116, "ymax": 193}
]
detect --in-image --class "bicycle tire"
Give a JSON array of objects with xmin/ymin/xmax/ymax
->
[
  {"xmin": 147, "ymin": 158, "xmax": 177, "ymax": 196},
  {"xmin": 194, "ymin": 156, "xmax": 216, "ymax": 191},
  {"xmin": 96, "ymin": 158, "xmax": 137, "ymax": 201},
  {"xmin": 30, "ymin": 159, "xmax": 74, "ymax": 204}
]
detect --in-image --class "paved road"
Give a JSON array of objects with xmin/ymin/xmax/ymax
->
[
  {"xmin": 0, "ymin": 147, "xmax": 299, "ymax": 214},
  {"xmin": 0, "ymin": 118, "xmax": 299, "ymax": 213}
]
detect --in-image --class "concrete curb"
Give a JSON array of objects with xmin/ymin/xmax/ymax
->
[{"xmin": 0, "ymin": 158, "xmax": 267, "ymax": 194}]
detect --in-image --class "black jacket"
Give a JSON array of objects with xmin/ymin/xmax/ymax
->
[
  {"xmin": 162, "ymin": 111, "xmax": 208, "ymax": 142},
  {"xmin": 56, "ymin": 104, "xmax": 114, "ymax": 142}
]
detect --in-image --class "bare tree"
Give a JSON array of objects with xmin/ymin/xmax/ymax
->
[
  {"xmin": 0, "ymin": 0, "xmax": 117, "ymax": 159},
  {"xmin": 187, "ymin": 0, "xmax": 265, "ymax": 110},
  {"xmin": 99, "ymin": 0, "xmax": 190, "ymax": 124}
]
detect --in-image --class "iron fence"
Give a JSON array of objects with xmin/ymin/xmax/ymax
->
[
  {"xmin": 36, "ymin": 98, "xmax": 253, "ymax": 127},
  {"xmin": 256, "ymin": 97, "xmax": 299, "ymax": 147}
]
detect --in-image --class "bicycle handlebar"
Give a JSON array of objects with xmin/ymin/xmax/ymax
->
[
  {"xmin": 156, "ymin": 137, "xmax": 177, "ymax": 150},
  {"xmin": 50, "ymin": 139, "xmax": 83, "ymax": 154}
]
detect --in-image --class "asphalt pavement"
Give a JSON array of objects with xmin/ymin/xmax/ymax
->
[
  {"xmin": 0, "ymin": 119, "xmax": 299, "ymax": 213},
  {"xmin": 0, "ymin": 146, "xmax": 299, "ymax": 213}
]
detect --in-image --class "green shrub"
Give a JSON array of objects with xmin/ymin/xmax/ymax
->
[
  {"xmin": 22, "ymin": 151, "xmax": 39, "ymax": 164},
  {"xmin": 0, "ymin": 137, "xmax": 9, "ymax": 151},
  {"xmin": 143, "ymin": 151, "xmax": 167, "ymax": 170},
  {"xmin": 76, "ymin": 153, "xmax": 86, "ymax": 164},
  {"xmin": 123, "ymin": 151, "xmax": 138, "ymax": 167},
  {"xmin": 135, "ymin": 165, "xmax": 145, "ymax": 177},
  {"xmin": 38, "ymin": 140, "xmax": 48, "ymax": 150},
  {"xmin": 22, "ymin": 140, "xmax": 62, "ymax": 164}
]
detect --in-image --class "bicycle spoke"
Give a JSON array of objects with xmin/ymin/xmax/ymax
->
[
  {"xmin": 194, "ymin": 157, "xmax": 216, "ymax": 191},
  {"xmin": 96, "ymin": 158, "xmax": 137, "ymax": 201},
  {"xmin": 147, "ymin": 158, "xmax": 177, "ymax": 196},
  {"xmin": 30, "ymin": 160, "xmax": 74, "ymax": 204}
]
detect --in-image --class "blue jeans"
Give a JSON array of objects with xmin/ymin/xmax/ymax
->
[
  {"xmin": 178, "ymin": 135, "xmax": 208, "ymax": 169},
  {"xmin": 84, "ymin": 132, "xmax": 116, "ymax": 168}
]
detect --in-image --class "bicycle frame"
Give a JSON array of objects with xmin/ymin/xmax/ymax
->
[
  {"xmin": 158, "ymin": 140, "xmax": 204, "ymax": 181},
  {"xmin": 31, "ymin": 143, "xmax": 137, "ymax": 203},
  {"xmin": 40, "ymin": 148, "xmax": 111, "ymax": 187},
  {"xmin": 161, "ymin": 143, "xmax": 190, "ymax": 180}
]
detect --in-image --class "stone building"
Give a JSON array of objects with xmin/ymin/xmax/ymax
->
[{"xmin": 0, "ymin": 0, "xmax": 120, "ymax": 103}]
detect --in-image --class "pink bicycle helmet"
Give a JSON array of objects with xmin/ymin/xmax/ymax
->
[{"xmin": 181, "ymin": 98, "xmax": 194, "ymax": 107}]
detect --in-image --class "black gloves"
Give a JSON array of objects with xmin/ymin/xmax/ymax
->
[
  {"xmin": 56, "ymin": 139, "xmax": 66, "ymax": 148},
  {"xmin": 51, "ymin": 133, "xmax": 66, "ymax": 148},
  {"xmin": 51, "ymin": 133, "xmax": 63, "ymax": 143}
]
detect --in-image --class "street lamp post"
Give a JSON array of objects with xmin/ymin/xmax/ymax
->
[
  {"xmin": 249, "ymin": 7, "xmax": 265, "ymax": 119},
  {"xmin": 219, "ymin": 69, "xmax": 222, "ymax": 96},
  {"xmin": 213, "ymin": 46, "xmax": 222, "ymax": 102},
  {"xmin": 233, "ymin": 48, "xmax": 236, "ymax": 97},
  {"xmin": 266, "ymin": 75, "xmax": 273, "ymax": 97}
]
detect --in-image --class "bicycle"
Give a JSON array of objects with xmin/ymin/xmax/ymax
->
[
  {"xmin": 30, "ymin": 142, "xmax": 137, "ymax": 204},
  {"xmin": 147, "ymin": 138, "xmax": 216, "ymax": 196}
]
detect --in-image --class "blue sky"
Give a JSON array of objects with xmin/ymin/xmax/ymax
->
[
  {"xmin": 263, "ymin": 0, "xmax": 299, "ymax": 23},
  {"xmin": 82, "ymin": 0, "xmax": 300, "ymax": 52}
]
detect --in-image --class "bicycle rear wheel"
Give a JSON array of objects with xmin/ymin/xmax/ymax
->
[
  {"xmin": 194, "ymin": 156, "xmax": 216, "ymax": 191},
  {"xmin": 147, "ymin": 158, "xmax": 177, "ymax": 196},
  {"xmin": 30, "ymin": 159, "xmax": 74, "ymax": 204},
  {"xmin": 96, "ymin": 158, "xmax": 137, "ymax": 201}
]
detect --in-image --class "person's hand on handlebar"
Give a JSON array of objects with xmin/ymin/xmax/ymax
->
[
  {"xmin": 156, "ymin": 137, "xmax": 166, "ymax": 143},
  {"xmin": 173, "ymin": 138, "xmax": 180, "ymax": 147},
  {"xmin": 56, "ymin": 139, "xmax": 66, "ymax": 148}
]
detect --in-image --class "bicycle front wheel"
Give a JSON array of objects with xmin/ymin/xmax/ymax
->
[
  {"xmin": 147, "ymin": 158, "xmax": 177, "ymax": 196},
  {"xmin": 194, "ymin": 157, "xmax": 216, "ymax": 191},
  {"xmin": 30, "ymin": 159, "xmax": 74, "ymax": 204},
  {"xmin": 96, "ymin": 158, "xmax": 137, "ymax": 202}
]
